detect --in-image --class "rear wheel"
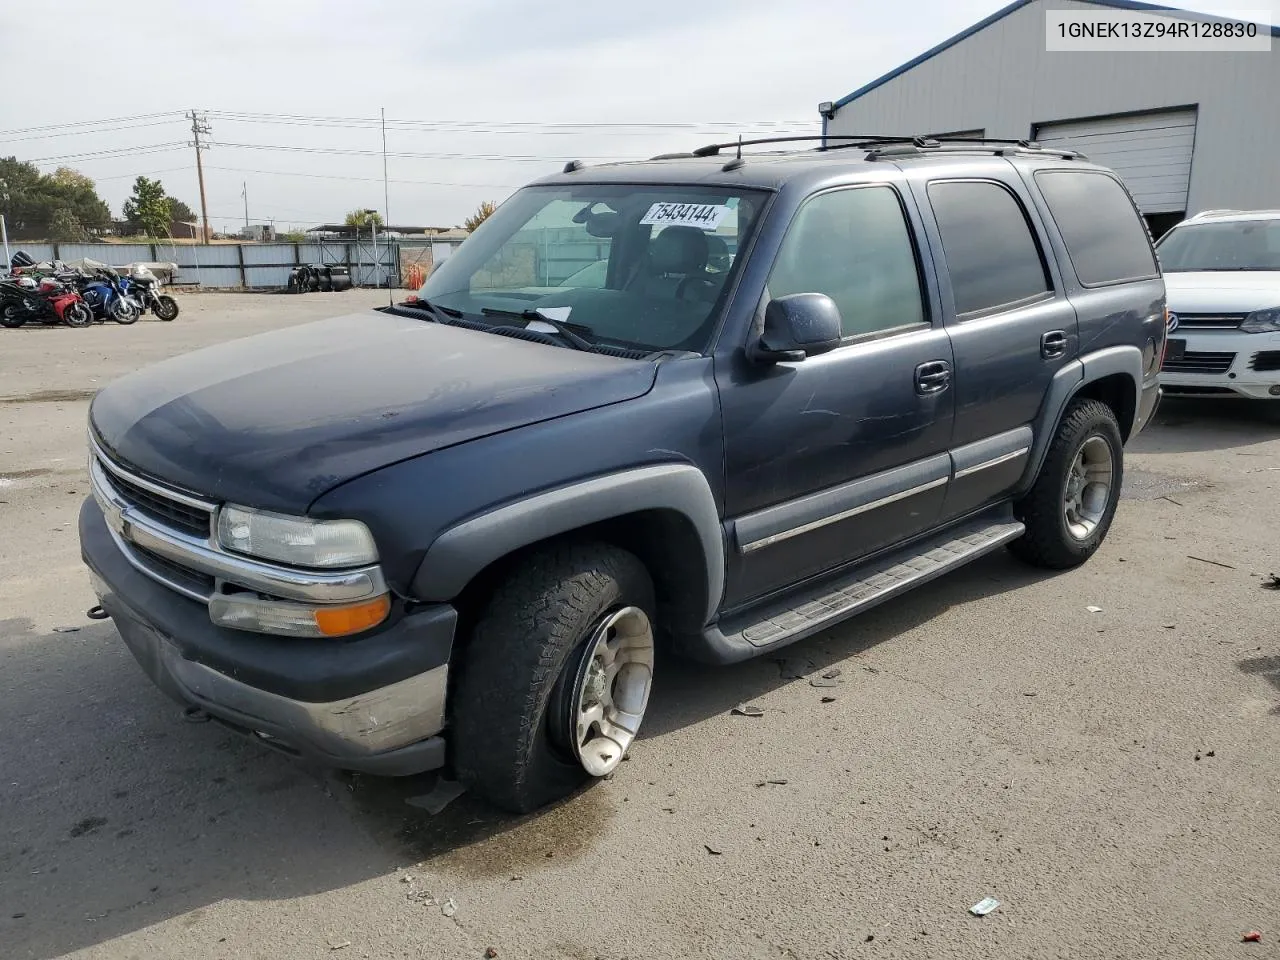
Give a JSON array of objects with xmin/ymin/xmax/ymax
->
[
  {"xmin": 0, "ymin": 304, "xmax": 26, "ymax": 328},
  {"xmin": 451, "ymin": 543, "xmax": 656, "ymax": 813},
  {"xmin": 152, "ymin": 295, "xmax": 179, "ymax": 321},
  {"xmin": 64, "ymin": 302, "xmax": 93, "ymax": 328},
  {"xmin": 1010, "ymin": 398, "xmax": 1123, "ymax": 569}
]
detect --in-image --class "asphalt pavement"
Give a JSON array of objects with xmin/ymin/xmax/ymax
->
[{"xmin": 2, "ymin": 292, "xmax": 1278, "ymax": 959}]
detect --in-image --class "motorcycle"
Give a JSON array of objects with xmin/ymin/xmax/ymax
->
[
  {"xmin": 77, "ymin": 269, "xmax": 142, "ymax": 324},
  {"xmin": 0, "ymin": 275, "xmax": 93, "ymax": 328},
  {"xmin": 127, "ymin": 267, "xmax": 179, "ymax": 321}
]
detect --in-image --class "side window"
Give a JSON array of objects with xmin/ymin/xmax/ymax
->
[
  {"xmin": 766, "ymin": 186, "xmax": 926, "ymax": 338},
  {"xmin": 928, "ymin": 180, "xmax": 1051, "ymax": 316},
  {"xmin": 1034, "ymin": 171, "xmax": 1159, "ymax": 285}
]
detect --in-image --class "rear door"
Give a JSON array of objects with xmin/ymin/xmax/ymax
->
[{"xmin": 902, "ymin": 164, "xmax": 1078, "ymax": 521}]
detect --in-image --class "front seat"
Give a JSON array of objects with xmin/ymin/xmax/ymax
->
[{"xmin": 629, "ymin": 226, "xmax": 709, "ymax": 299}]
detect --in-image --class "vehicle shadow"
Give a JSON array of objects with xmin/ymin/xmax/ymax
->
[
  {"xmin": 1238, "ymin": 654, "xmax": 1280, "ymax": 715},
  {"xmin": 1133, "ymin": 396, "xmax": 1279, "ymax": 455},
  {"xmin": 2, "ymin": 549, "xmax": 1052, "ymax": 959}
]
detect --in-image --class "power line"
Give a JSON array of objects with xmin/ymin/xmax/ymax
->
[
  {"xmin": 21, "ymin": 143, "xmax": 189, "ymax": 163},
  {"xmin": 0, "ymin": 111, "xmax": 186, "ymax": 138},
  {"xmin": 0, "ymin": 118, "xmax": 189, "ymax": 143},
  {"xmin": 213, "ymin": 141, "xmax": 632, "ymax": 162},
  {"xmin": 205, "ymin": 109, "xmax": 816, "ymax": 131},
  {"xmin": 205, "ymin": 165, "xmax": 515, "ymax": 187}
]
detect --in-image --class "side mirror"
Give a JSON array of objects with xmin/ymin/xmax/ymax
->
[{"xmin": 749, "ymin": 293, "xmax": 843, "ymax": 363}]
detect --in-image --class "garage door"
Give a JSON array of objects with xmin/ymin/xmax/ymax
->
[{"xmin": 1033, "ymin": 109, "xmax": 1196, "ymax": 214}]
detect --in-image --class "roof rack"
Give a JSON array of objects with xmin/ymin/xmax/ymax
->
[{"xmin": 685, "ymin": 134, "xmax": 1083, "ymax": 161}]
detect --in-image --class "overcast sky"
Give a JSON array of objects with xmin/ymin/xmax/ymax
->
[{"xmin": 0, "ymin": 0, "xmax": 1245, "ymax": 232}]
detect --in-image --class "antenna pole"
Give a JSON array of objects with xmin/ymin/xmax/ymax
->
[{"xmin": 381, "ymin": 107, "xmax": 393, "ymax": 304}]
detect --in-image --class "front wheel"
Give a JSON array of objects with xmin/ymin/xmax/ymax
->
[
  {"xmin": 1010, "ymin": 398, "xmax": 1123, "ymax": 569},
  {"xmin": 451, "ymin": 543, "xmax": 656, "ymax": 813},
  {"xmin": 152, "ymin": 295, "xmax": 179, "ymax": 321},
  {"xmin": 111, "ymin": 300, "xmax": 139, "ymax": 324},
  {"xmin": 64, "ymin": 302, "xmax": 93, "ymax": 328}
]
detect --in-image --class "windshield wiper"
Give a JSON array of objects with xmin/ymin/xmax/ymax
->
[{"xmin": 480, "ymin": 307, "xmax": 597, "ymax": 352}]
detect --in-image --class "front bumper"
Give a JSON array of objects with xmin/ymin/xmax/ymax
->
[
  {"xmin": 1160, "ymin": 329, "xmax": 1280, "ymax": 399},
  {"xmin": 81, "ymin": 498, "xmax": 454, "ymax": 775}
]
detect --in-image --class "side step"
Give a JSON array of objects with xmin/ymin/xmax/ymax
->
[{"xmin": 711, "ymin": 512, "xmax": 1026, "ymax": 659}]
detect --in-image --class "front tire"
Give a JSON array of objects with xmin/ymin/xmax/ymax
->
[
  {"xmin": 1010, "ymin": 398, "xmax": 1123, "ymax": 569},
  {"xmin": 64, "ymin": 303, "xmax": 93, "ymax": 328},
  {"xmin": 451, "ymin": 543, "xmax": 656, "ymax": 813},
  {"xmin": 153, "ymin": 295, "xmax": 179, "ymax": 321},
  {"xmin": 111, "ymin": 301, "xmax": 140, "ymax": 324}
]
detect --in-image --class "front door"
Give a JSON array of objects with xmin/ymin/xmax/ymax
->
[{"xmin": 717, "ymin": 183, "xmax": 956, "ymax": 610}]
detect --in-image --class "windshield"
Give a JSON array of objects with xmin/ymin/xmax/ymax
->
[
  {"xmin": 1157, "ymin": 219, "xmax": 1280, "ymax": 272},
  {"xmin": 420, "ymin": 184, "xmax": 768, "ymax": 352}
]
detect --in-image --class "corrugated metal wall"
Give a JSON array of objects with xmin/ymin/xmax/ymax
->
[
  {"xmin": 4, "ymin": 239, "xmax": 408, "ymax": 289},
  {"xmin": 826, "ymin": 0, "xmax": 1280, "ymax": 215}
]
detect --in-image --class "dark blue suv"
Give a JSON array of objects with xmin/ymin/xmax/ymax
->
[{"xmin": 80, "ymin": 136, "xmax": 1166, "ymax": 812}]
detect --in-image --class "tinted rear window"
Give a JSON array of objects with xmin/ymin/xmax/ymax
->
[
  {"xmin": 928, "ymin": 180, "xmax": 1051, "ymax": 315},
  {"xmin": 1034, "ymin": 171, "xmax": 1159, "ymax": 285}
]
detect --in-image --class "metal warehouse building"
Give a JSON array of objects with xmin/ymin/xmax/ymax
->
[{"xmin": 821, "ymin": 0, "xmax": 1280, "ymax": 237}]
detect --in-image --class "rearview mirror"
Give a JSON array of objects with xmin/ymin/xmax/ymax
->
[{"xmin": 749, "ymin": 293, "xmax": 843, "ymax": 363}]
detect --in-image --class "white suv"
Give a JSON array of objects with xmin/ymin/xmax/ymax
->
[{"xmin": 1156, "ymin": 210, "xmax": 1280, "ymax": 401}]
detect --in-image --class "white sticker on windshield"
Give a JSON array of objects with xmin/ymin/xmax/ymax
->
[{"xmin": 640, "ymin": 202, "xmax": 731, "ymax": 231}]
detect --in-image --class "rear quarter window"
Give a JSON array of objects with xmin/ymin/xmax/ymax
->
[{"xmin": 1033, "ymin": 170, "xmax": 1159, "ymax": 286}]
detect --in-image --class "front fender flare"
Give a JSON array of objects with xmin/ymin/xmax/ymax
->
[{"xmin": 411, "ymin": 464, "xmax": 725, "ymax": 623}]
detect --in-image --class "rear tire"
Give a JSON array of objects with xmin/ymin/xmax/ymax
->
[
  {"xmin": 0, "ymin": 305, "xmax": 26, "ymax": 328},
  {"xmin": 153, "ymin": 295, "xmax": 179, "ymax": 321},
  {"xmin": 451, "ymin": 542, "xmax": 656, "ymax": 813},
  {"xmin": 1010, "ymin": 398, "xmax": 1123, "ymax": 569},
  {"xmin": 64, "ymin": 303, "xmax": 93, "ymax": 328}
]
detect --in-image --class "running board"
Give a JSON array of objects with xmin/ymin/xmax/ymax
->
[{"xmin": 711, "ymin": 512, "xmax": 1026, "ymax": 658}]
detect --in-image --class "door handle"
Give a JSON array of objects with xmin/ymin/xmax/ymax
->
[
  {"xmin": 915, "ymin": 360, "xmax": 951, "ymax": 395},
  {"xmin": 1041, "ymin": 330, "xmax": 1068, "ymax": 360}
]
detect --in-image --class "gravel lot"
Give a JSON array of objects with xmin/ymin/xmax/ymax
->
[{"xmin": 2, "ymin": 292, "xmax": 1278, "ymax": 960}]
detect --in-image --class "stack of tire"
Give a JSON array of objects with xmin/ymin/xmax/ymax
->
[{"xmin": 286, "ymin": 264, "xmax": 354, "ymax": 293}]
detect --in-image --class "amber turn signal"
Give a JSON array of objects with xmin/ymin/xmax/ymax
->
[{"xmin": 313, "ymin": 594, "xmax": 392, "ymax": 637}]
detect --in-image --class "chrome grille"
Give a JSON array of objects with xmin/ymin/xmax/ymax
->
[
  {"xmin": 1162, "ymin": 350, "xmax": 1236, "ymax": 375},
  {"xmin": 1173, "ymin": 312, "xmax": 1246, "ymax": 330},
  {"xmin": 101, "ymin": 467, "xmax": 212, "ymax": 537}
]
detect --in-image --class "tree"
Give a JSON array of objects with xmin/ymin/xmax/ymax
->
[
  {"xmin": 344, "ymin": 209, "xmax": 383, "ymax": 228},
  {"xmin": 0, "ymin": 157, "xmax": 111, "ymax": 239},
  {"xmin": 282, "ymin": 229, "xmax": 308, "ymax": 243},
  {"xmin": 463, "ymin": 201, "xmax": 498, "ymax": 232},
  {"xmin": 169, "ymin": 197, "xmax": 198, "ymax": 224},
  {"xmin": 122, "ymin": 176, "xmax": 173, "ymax": 237}
]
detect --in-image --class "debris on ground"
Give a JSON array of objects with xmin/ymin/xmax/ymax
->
[
  {"xmin": 731, "ymin": 703, "xmax": 764, "ymax": 717},
  {"xmin": 822, "ymin": 668, "xmax": 842, "ymax": 680},
  {"xmin": 1086, "ymin": 605, "xmax": 1103, "ymax": 614},
  {"xmin": 486, "ymin": 949, "xmax": 499, "ymax": 959},
  {"xmin": 1261, "ymin": 574, "xmax": 1280, "ymax": 590},
  {"xmin": 441, "ymin": 898, "xmax": 458, "ymax": 918},
  {"xmin": 863, "ymin": 666, "xmax": 880, "ymax": 674},
  {"xmin": 704, "ymin": 844, "xmax": 722, "ymax": 855},
  {"xmin": 809, "ymin": 676, "xmax": 840, "ymax": 688},
  {"xmin": 1187, "ymin": 555, "xmax": 1236, "ymax": 570},
  {"xmin": 821, "ymin": 696, "xmax": 837, "ymax": 703},
  {"xmin": 52, "ymin": 626, "xmax": 81, "ymax": 634},
  {"xmin": 405, "ymin": 778, "xmax": 466, "ymax": 815},
  {"xmin": 754, "ymin": 779, "xmax": 789, "ymax": 787},
  {"xmin": 776, "ymin": 657, "xmax": 814, "ymax": 679},
  {"xmin": 1023, "ymin": 691, "xmax": 1037, "ymax": 697},
  {"xmin": 328, "ymin": 940, "xmax": 351, "ymax": 951},
  {"xmin": 1242, "ymin": 930, "xmax": 1262, "ymax": 943},
  {"xmin": 969, "ymin": 897, "xmax": 1000, "ymax": 916}
]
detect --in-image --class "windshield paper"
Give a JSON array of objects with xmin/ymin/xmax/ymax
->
[{"xmin": 640, "ymin": 202, "xmax": 732, "ymax": 231}]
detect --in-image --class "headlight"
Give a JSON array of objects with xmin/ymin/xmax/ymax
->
[
  {"xmin": 217, "ymin": 505, "xmax": 378, "ymax": 568},
  {"xmin": 1241, "ymin": 307, "xmax": 1280, "ymax": 334}
]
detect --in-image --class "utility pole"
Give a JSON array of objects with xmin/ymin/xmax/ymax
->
[
  {"xmin": 188, "ymin": 110, "xmax": 212, "ymax": 243},
  {"xmin": 242, "ymin": 181, "xmax": 249, "ymax": 236}
]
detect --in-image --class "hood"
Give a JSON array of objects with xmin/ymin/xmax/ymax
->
[
  {"xmin": 1163, "ymin": 271, "xmax": 1280, "ymax": 314},
  {"xmin": 90, "ymin": 311, "xmax": 657, "ymax": 511}
]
